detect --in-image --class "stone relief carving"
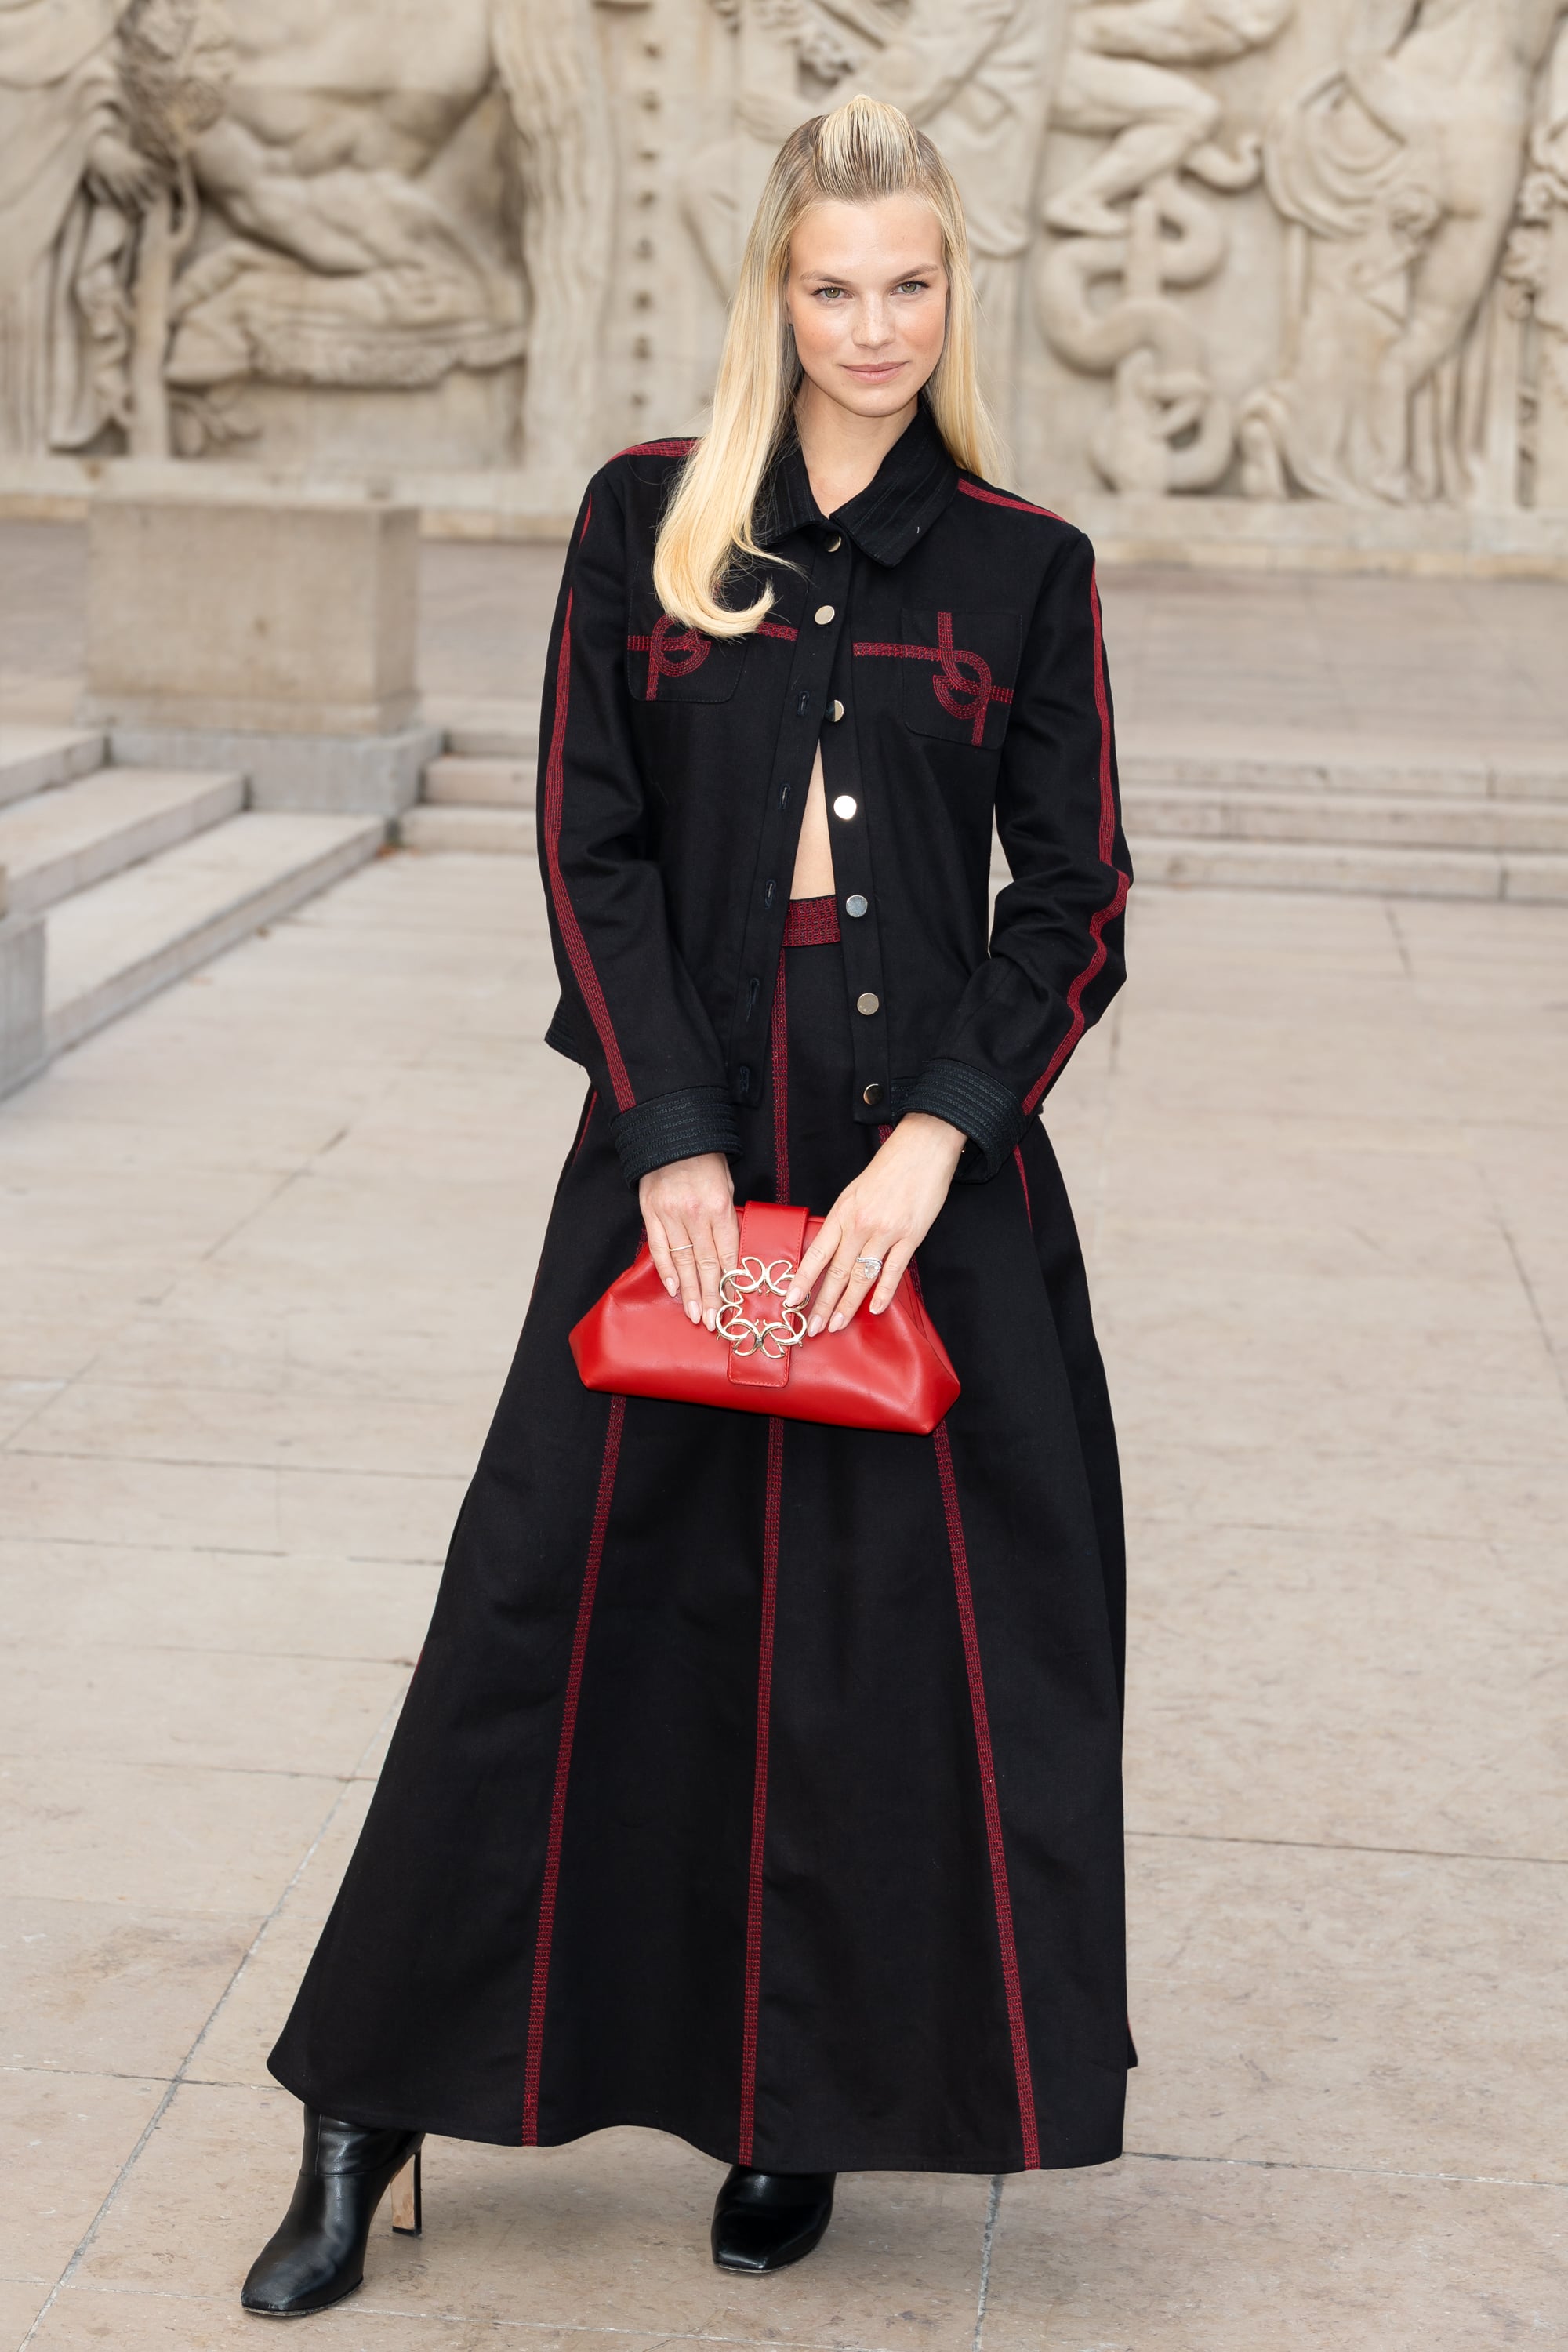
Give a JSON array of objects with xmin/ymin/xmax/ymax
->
[
  {"xmin": 1, "ymin": 0, "xmax": 612, "ymax": 474},
  {"xmin": 1037, "ymin": 0, "xmax": 1294, "ymax": 494},
  {"xmin": 1240, "ymin": 0, "xmax": 1568, "ymax": 506},
  {"xmin": 1506, "ymin": 18, "xmax": 1568, "ymax": 504},
  {"xmin": 3, "ymin": 0, "xmax": 1568, "ymax": 514}
]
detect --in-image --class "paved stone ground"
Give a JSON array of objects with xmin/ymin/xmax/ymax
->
[{"xmin": 2, "ymin": 836, "xmax": 1564, "ymax": 2348}]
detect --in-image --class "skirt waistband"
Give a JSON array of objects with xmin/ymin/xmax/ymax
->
[{"xmin": 782, "ymin": 895, "xmax": 841, "ymax": 947}]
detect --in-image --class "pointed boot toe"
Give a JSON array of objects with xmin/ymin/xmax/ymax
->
[
  {"xmin": 241, "ymin": 2110, "xmax": 423, "ymax": 2318},
  {"xmin": 711, "ymin": 2165, "xmax": 836, "ymax": 2273}
]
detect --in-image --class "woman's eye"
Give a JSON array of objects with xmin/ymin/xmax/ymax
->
[
  {"xmin": 896, "ymin": 280, "xmax": 931, "ymax": 296},
  {"xmin": 814, "ymin": 286, "xmax": 846, "ymax": 301}
]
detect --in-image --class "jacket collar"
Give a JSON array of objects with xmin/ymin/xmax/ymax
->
[{"xmin": 757, "ymin": 400, "xmax": 960, "ymax": 566}]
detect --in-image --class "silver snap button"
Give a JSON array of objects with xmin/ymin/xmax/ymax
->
[
  {"xmin": 832, "ymin": 793, "xmax": 857, "ymax": 819},
  {"xmin": 827, "ymin": 699, "xmax": 845, "ymax": 723},
  {"xmin": 844, "ymin": 893, "xmax": 868, "ymax": 918},
  {"xmin": 826, "ymin": 533, "xmax": 843, "ymax": 553},
  {"xmin": 815, "ymin": 604, "xmax": 836, "ymax": 625},
  {"xmin": 856, "ymin": 992, "xmax": 880, "ymax": 1017}
]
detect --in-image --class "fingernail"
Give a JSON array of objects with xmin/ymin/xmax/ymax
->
[
  {"xmin": 870, "ymin": 1300, "xmax": 884, "ymax": 1314},
  {"xmin": 785, "ymin": 1286, "xmax": 803, "ymax": 1308},
  {"xmin": 665, "ymin": 1278, "xmax": 678, "ymax": 1297},
  {"xmin": 687, "ymin": 1302, "xmax": 700, "ymax": 1324},
  {"xmin": 705, "ymin": 1308, "xmax": 717, "ymax": 1330},
  {"xmin": 808, "ymin": 1316, "xmax": 823, "ymax": 1338},
  {"xmin": 829, "ymin": 1312, "xmax": 844, "ymax": 1334}
]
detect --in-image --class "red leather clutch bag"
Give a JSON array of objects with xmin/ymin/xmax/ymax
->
[{"xmin": 569, "ymin": 1200, "xmax": 960, "ymax": 1435}]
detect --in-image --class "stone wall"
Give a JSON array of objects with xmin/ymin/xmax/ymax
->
[{"xmin": 4, "ymin": 0, "xmax": 1568, "ymax": 556}]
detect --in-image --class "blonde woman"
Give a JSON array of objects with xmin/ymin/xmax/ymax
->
[{"xmin": 244, "ymin": 96, "xmax": 1133, "ymax": 2318}]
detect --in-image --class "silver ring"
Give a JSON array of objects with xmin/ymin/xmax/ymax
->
[
  {"xmin": 854, "ymin": 1255, "xmax": 884, "ymax": 1280},
  {"xmin": 668, "ymin": 1242, "xmax": 695, "ymax": 1253}
]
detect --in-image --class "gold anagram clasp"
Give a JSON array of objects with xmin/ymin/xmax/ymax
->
[{"xmin": 717, "ymin": 1256, "xmax": 808, "ymax": 1359}]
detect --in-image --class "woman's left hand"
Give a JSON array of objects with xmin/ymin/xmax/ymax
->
[{"xmin": 786, "ymin": 1112, "xmax": 967, "ymax": 1334}]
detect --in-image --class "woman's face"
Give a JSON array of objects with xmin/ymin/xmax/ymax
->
[{"xmin": 785, "ymin": 195, "xmax": 949, "ymax": 422}]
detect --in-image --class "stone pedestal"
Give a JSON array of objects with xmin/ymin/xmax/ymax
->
[{"xmin": 78, "ymin": 495, "xmax": 438, "ymax": 815}]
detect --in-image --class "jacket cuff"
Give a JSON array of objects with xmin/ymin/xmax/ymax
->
[
  {"xmin": 609, "ymin": 1087, "xmax": 744, "ymax": 1187},
  {"xmin": 899, "ymin": 1059, "xmax": 1026, "ymax": 1184}
]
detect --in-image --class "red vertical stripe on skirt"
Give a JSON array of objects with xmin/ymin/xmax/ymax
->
[
  {"xmin": 931, "ymin": 1420, "xmax": 1041, "ymax": 2169},
  {"xmin": 739, "ymin": 949, "xmax": 791, "ymax": 2161},
  {"xmin": 739, "ymin": 1414, "xmax": 783, "ymax": 2163},
  {"xmin": 770, "ymin": 949, "xmax": 789, "ymax": 1203},
  {"xmin": 521, "ymin": 1392, "xmax": 626, "ymax": 2144}
]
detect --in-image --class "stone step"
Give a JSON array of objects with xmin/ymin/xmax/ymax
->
[
  {"xmin": 0, "ymin": 767, "xmax": 244, "ymax": 917},
  {"xmin": 426, "ymin": 697, "xmax": 539, "ymax": 762},
  {"xmin": 1122, "ymin": 782, "xmax": 1568, "ymax": 855},
  {"xmin": 0, "ymin": 725, "xmax": 107, "ymax": 810},
  {"xmin": 423, "ymin": 754, "xmax": 535, "ymax": 808},
  {"xmin": 1117, "ymin": 740, "xmax": 1568, "ymax": 803},
  {"xmin": 45, "ymin": 811, "xmax": 385, "ymax": 1055},
  {"xmin": 1127, "ymin": 836, "xmax": 1568, "ymax": 902},
  {"xmin": 400, "ymin": 804, "xmax": 532, "ymax": 854}
]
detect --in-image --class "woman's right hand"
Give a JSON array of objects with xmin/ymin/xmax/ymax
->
[{"xmin": 639, "ymin": 1154, "xmax": 739, "ymax": 1330}]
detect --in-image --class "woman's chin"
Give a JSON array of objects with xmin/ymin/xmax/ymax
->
[{"xmin": 819, "ymin": 372, "xmax": 922, "ymax": 419}]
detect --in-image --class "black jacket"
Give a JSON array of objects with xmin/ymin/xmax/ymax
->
[{"xmin": 537, "ymin": 403, "xmax": 1131, "ymax": 1188}]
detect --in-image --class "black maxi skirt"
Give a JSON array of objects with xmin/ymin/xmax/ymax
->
[{"xmin": 270, "ymin": 905, "xmax": 1131, "ymax": 2175}]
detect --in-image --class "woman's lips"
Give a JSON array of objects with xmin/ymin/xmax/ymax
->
[{"xmin": 843, "ymin": 362, "xmax": 906, "ymax": 380}]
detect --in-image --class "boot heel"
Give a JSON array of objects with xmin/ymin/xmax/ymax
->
[{"xmin": 390, "ymin": 2148, "xmax": 422, "ymax": 2237}]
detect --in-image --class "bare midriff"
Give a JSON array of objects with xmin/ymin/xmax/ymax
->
[{"xmin": 789, "ymin": 740, "xmax": 835, "ymax": 898}]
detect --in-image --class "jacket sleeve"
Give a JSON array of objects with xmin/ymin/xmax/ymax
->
[
  {"xmin": 537, "ymin": 472, "xmax": 742, "ymax": 1187},
  {"xmin": 898, "ymin": 529, "xmax": 1131, "ymax": 1181}
]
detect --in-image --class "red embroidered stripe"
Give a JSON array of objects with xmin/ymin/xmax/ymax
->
[
  {"xmin": 1013, "ymin": 1144, "xmax": 1032, "ymax": 1229},
  {"xmin": 739, "ymin": 1415, "xmax": 784, "ymax": 2163},
  {"xmin": 781, "ymin": 894, "xmax": 840, "ymax": 947},
  {"xmin": 522, "ymin": 1392, "xmax": 626, "ymax": 2144},
  {"xmin": 769, "ymin": 948, "xmax": 790, "ymax": 1202},
  {"xmin": 756, "ymin": 620, "xmax": 800, "ymax": 641},
  {"xmin": 1022, "ymin": 564, "xmax": 1128, "ymax": 1116},
  {"xmin": 615, "ymin": 437, "xmax": 697, "ymax": 459},
  {"xmin": 543, "ymin": 591, "xmax": 636, "ymax": 1113},
  {"xmin": 958, "ymin": 480, "xmax": 1065, "ymax": 521},
  {"xmin": 931, "ymin": 1419, "xmax": 1040, "ymax": 2169}
]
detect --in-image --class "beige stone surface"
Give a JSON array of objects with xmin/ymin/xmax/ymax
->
[
  {"xmin": 0, "ymin": 850, "xmax": 1564, "ymax": 2352},
  {"xmin": 80, "ymin": 500, "xmax": 419, "ymax": 738}
]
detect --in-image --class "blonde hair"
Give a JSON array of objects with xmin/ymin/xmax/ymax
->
[{"xmin": 653, "ymin": 94, "xmax": 1000, "ymax": 640}]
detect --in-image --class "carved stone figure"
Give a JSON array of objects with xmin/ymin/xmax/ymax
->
[
  {"xmin": 1046, "ymin": 0, "xmax": 1291, "ymax": 238},
  {"xmin": 0, "ymin": 0, "xmax": 140, "ymax": 452},
  {"xmin": 1038, "ymin": 0, "xmax": 1293, "ymax": 495},
  {"xmin": 1501, "ymin": 20, "xmax": 1568, "ymax": 505},
  {"xmin": 1241, "ymin": 0, "xmax": 1568, "ymax": 506},
  {"xmin": 167, "ymin": 0, "xmax": 612, "ymax": 471}
]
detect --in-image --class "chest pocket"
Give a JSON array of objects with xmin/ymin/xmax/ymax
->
[
  {"xmin": 866, "ymin": 608, "xmax": 1021, "ymax": 752},
  {"xmin": 625, "ymin": 603, "xmax": 749, "ymax": 706}
]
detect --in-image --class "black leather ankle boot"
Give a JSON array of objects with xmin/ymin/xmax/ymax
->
[
  {"xmin": 711, "ymin": 2165, "xmax": 836, "ymax": 2272},
  {"xmin": 241, "ymin": 2108, "xmax": 424, "ymax": 2318}
]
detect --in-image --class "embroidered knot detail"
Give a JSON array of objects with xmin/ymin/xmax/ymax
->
[
  {"xmin": 851, "ymin": 611, "xmax": 1014, "ymax": 746},
  {"xmin": 626, "ymin": 613, "xmax": 712, "ymax": 700}
]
